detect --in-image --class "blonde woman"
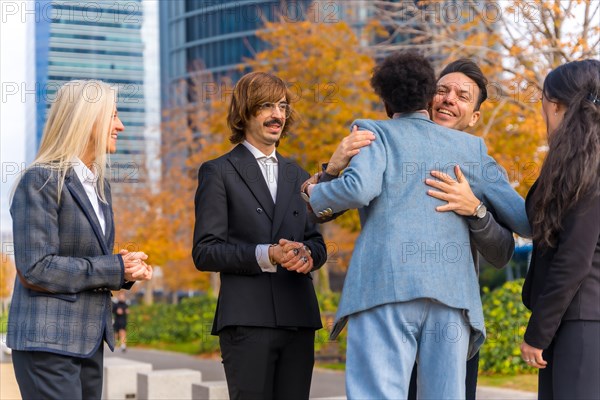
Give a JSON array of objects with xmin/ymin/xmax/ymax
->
[{"xmin": 7, "ymin": 80, "xmax": 152, "ymax": 399}]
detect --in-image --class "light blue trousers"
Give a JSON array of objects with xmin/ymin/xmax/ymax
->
[{"xmin": 346, "ymin": 299, "xmax": 470, "ymax": 400}]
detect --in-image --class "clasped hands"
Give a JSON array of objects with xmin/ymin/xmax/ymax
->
[
  {"xmin": 120, "ymin": 249, "xmax": 153, "ymax": 281},
  {"xmin": 268, "ymin": 239, "xmax": 313, "ymax": 274}
]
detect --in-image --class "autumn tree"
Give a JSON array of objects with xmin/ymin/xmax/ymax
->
[
  {"xmin": 370, "ymin": 0, "xmax": 599, "ymax": 195},
  {"xmin": 112, "ymin": 97, "xmax": 214, "ymax": 302},
  {"xmin": 1, "ymin": 253, "xmax": 15, "ymax": 314}
]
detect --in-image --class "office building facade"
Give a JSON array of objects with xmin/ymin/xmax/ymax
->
[{"xmin": 36, "ymin": 0, "xmax": 149, "ymax": 184}]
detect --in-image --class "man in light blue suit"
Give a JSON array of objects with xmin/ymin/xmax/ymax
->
[{"xmin": 306, "ymin": 52, "xmax": 531, "ymax": 399}]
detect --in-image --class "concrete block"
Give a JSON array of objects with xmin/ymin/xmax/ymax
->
[
  {"xmin": 192, "ymin": 381, "xmax": 229, "ymax": 400},
  {"xmin": 102, "ymin": 357, "xmax": 153, "ymax": 399},
  {"xmin": 137, "ymin": 369, "xmax": 202, "ymax": 400}
]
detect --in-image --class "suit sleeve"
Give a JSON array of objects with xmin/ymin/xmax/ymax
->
[
  {"xmin": 192, "ymin": 161, "xmax": 262, "ymax": 275},
  {"xmin": 310, "ymin": 120, "xmax": 386, "ymax": 215},
  {"xmin": 468, "ymin": 212, "xmax": 515, "ymax": 268},
  {"xmin": 475, "ymin": 139, "xmax": 532, "ymax": 238},
  {"xmin": 524, "ymin": 194, "xmax": 600, "ymax": 349},
  {"xmin": 10, "ymin": 168, "xmax": 125, "ymax": 293}
]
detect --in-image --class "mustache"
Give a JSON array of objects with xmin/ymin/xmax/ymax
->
[{"xmin": 264, "ymin": 118, "xmax": 284, "ymax": 126}]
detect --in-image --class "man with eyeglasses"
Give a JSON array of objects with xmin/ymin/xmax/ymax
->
[{"xmin": 192, "ymin": 71, "xmax": 327, "ymax": 400}]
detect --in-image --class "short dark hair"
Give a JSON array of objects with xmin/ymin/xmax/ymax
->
[
  {"xmin": 227, "ymin": 71, "xmax": 296, "ymax": 144},
  {"xmin": 370, "ymin": 51, "xmax": 437, "ymax": 115},
  {"xmin": 439, "ymin": 59, "xmax": 488, "ymax": 111}
]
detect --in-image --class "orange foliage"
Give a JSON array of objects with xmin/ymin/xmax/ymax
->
[{"xmin": 0, "ymin": 253, "xmax": 15, "ymax": 301}]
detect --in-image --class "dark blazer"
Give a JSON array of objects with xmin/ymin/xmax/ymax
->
[
  {"xmin": 523, "ymin": 180, "xmax": 600, "ymax": 349},
  {"xmin": 192, "ymin": 145, "xmax": 327, "ymax": 335},
  {"xmin": 7, "ymin": 166, "xmax": 130, "ymax": 357}
]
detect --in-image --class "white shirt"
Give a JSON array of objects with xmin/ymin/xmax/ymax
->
[
  {"xmin": 241, "ymin": 140, "xmax": 278, "ymax": 202},
  {"xmin": 71, "ymin": 157, "xmax": 106, "ymax": 235},
  {"xmin": 241, "ymin": 141, "xmax": 279, "ymax": 273}
]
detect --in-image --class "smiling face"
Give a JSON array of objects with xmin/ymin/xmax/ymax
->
[
  {"xmin": 431, "ymin": 72, "xmax": 481, "ymax": 131},
  {"xmin": 107, "ymin": 108, "xmax": 125, "ymax": 154},
  {"xmin": 244, "ymin": 96, "xmax": 287, "ymax": 155}
]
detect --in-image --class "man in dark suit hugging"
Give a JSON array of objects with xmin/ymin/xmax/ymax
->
[{"xmin": 192, "ymin": 71, "xmax": 327, "ymax": 400}]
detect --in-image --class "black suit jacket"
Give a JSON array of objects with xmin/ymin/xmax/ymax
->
[
  {"xmin": 522, "ymin": 180, "xmax": 600, "ymax": 349},
  {"xmin": 192, "ymin": 145, "xmax": 327, "ymax": 334}
]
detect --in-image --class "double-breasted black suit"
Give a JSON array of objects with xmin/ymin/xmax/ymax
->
[
  {"xmin": 192, "ymin": 144, "xmax": 327, "ymax": 399},
  {"xmin": 193, "ymin": 144, "xmax": 327, "ymax": 333}
]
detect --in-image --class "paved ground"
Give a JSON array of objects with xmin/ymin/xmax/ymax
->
[
  {"xmin": 1, "ymin": 334, "xmax": 536, "ymax": 399},
  {"xmin": 105, "ymin": 348, "xmax": 536, "ymax": 400}
]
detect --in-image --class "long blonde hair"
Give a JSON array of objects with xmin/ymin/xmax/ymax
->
[{"xmin": 14, "ymin": 80, "xmax": 117, "ymax": 203}]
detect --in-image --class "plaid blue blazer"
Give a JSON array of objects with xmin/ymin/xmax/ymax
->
[{"xmin": 7, "ymin": 166, "xmax": 130, "ymax": 357}]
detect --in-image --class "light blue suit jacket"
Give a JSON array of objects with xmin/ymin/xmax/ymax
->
[{"xmin": 310, "ymin": 113, "xmax": 530, "ymax": 356}]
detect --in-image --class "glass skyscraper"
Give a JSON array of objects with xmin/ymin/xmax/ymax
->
[
  {"xmin": 159, "ymin": 0, "xmax": 313, "ymax": 109},
  {"xmin": 36, "ymin": 0, "xmax": 147, "ymax": 181}
]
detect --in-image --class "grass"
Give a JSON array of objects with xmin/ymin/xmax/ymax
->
[
  {"xmin": 131, "ymin": 340, "xmax": 205, "ymax": 355},
  {"xmin": 315, "ymin": 362, "xmax": 345, "ymax": 371},
  {"xmin": 478, "ymin": 374, "xmax": 537, "ymax": 392},
  {"xmin": 0, "ymin": 314, "xmax": 7, "ymax": 333},
  {"xmin": 315, "ymin": 362, "xmax": 537, "ymax": 393}
]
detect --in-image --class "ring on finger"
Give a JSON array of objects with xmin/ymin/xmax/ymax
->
[{"xmin": 301, "ymin": 256, "xmax": 308, "ymax": 264}]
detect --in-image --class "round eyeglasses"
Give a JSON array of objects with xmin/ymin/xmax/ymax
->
[{"xmin": 258, "ymin": 102, "xmax": 291, "ymax": 118}]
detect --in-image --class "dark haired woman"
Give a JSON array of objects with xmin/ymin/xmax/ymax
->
[{"xmin": 521, "ymin": 59, "xmax": 600, "ymax": 399}]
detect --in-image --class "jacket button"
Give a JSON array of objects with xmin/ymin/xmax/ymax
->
[
  {"xmin": 256, "ymin": 208, "xmax": 263, "ymax": 214},
  {"xmin": 293, "ymin": 210, "xmax": 299, "ymax": 216},
  {"xmin": 290, "ymin": 236, "xmax": 295, "ymax": 241}
]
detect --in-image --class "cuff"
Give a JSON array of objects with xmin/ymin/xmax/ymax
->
[
  {"xmin": 256, "ymin": 245, "xmax": 277, "ymax": 273},
  {"xmin": 467, "ymin": 212, "xmax": 491, "ymax": 231},
  {"xmin": 320, "ymin": 163, "xmax": 339, "ymax": 182}
]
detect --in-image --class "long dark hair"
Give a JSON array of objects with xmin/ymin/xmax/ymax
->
[{"xmin": 533, "ymin": 59, "xmax": 600, "ymax": 248}]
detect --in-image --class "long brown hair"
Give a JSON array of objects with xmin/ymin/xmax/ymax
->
[{"xmin": 533, "ymin": 59, "xmax": 600, "ymax": 248}]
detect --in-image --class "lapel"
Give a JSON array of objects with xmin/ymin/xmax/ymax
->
[
  {"xmin": 271, "ymin": 153, "xmax": 294, "ymax": 236},
  {"xmin": 99, "ymin": 181, "xmax": 114, "ymax": 247},
  {"xmin": 65, "ymin": 169, "xmax": 111, "ymax": 255},
  {"xmin": 228, "ymin": 145, "xmax": 275, "ymax": 221}
]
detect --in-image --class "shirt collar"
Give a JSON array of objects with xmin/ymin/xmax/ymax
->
[
  {"xmin": 392, "ymin": 110, "xmax": 431, "ymax": 119},
  {"xmin": 71, "ymin": 157, "xmax": 98, "ymax": 185},
  {"xmin": 242, "ymin": 140, "xmax": 277, "ymax": 161}
]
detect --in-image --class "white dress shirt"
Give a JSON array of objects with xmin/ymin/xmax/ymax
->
[
  {"xmin": 71, "ymin": 157, "xmax": 106, "ymax": 235},
  {"xmin": 241, "ymin": 141, "xmax": 279, "ymax": 273}
]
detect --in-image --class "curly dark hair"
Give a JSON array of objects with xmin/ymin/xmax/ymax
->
[
  {"xmin": 370, "ymin": 51, "xmax": 437, "ymax": 116},
  {"xmin": 439, "ymin": 59, "xmax": 488, "ymax": 111},
  {"xmin": 533, "ymin": 59, "xmax": 600, "ymax": 248}
]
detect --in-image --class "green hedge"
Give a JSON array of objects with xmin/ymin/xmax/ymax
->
[
  {"xmin": 0, "ymin": 314, "xmax": 7, "ymax": 333},
  {"xmin": 479, "ymin": 279, "xmax": 535, "ymax": 374},
  {"xmin": 128, "ymin": 296, "xmax": 219, "ymax": 353},
  {"xmin": 127, "ymin": 292, "xmax": 345, "ymax": 356}
]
